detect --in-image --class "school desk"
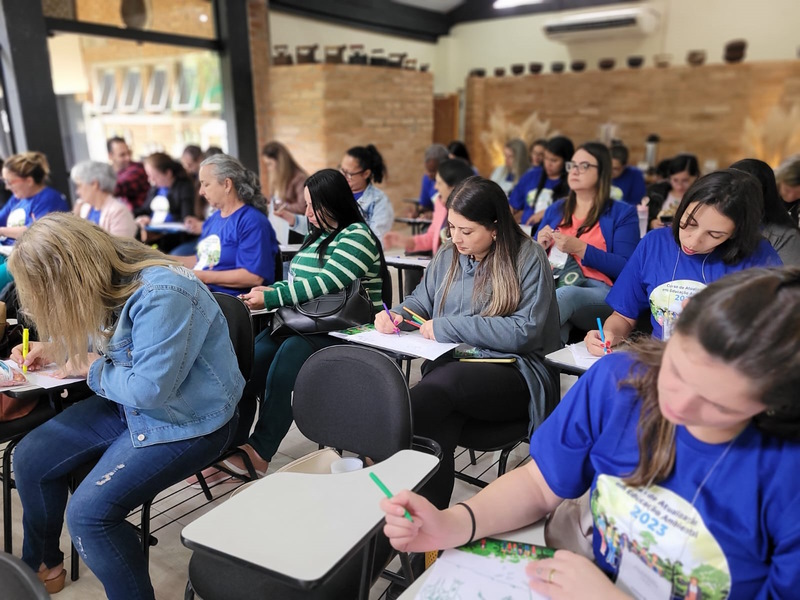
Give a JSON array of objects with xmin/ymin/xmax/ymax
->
[
  {"xmin": 181, "ymin": 449, "xmax": 439, "ymax": 599},
  {"xmin": 385, "ymin": 255, "xmax": 431, "ymax": 303},
  {"xmin": 394, "ymin": 217, "xmax": 433, "ymax": 236}
]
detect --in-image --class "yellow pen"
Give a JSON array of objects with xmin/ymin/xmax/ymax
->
[
  {"xmin": 22, "ymin": 328, "xmax": 29, "ymax": 373},
  {"xmin": 402, "ymin": 306, "xmax": 428, "ymax": 323}
]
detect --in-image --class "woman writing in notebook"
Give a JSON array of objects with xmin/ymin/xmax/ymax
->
[
  {"xmin": 381, "ymin": 267, "xmax": 800, "ymax": 600},
  {"xmin": 9, "ymin": 213, "xmax": 243, "ymax": 598},
  {"xmin": 585, "ymin": 168, "xmax": 781, "ymax": 355},
  {"xmin": 226, "ymin": 169, "xmax": 388, "ymax": 479},
  {"xmin": 375, "ymin": 176, "xmax": 561, "ymax": 510},
  {"xmin": 536, "ymin": 142, "xmax": 639, "ymax": 343}
]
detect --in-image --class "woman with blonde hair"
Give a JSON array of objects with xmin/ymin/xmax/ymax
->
[
  {"xmin": 490, "ymin": 138, "xmax": 531, "ymax": 196},
  {"xmin": 261, "ymin": 140, "xmax": 308, "ymax": 215},
  {"xmin": 375, "ymin": 176, "xmax": 560, "ymax": 510},
  {"xmin": 380, "ymin": 267, "xmax": 800, "ymax": 600},
  {"xmin": 9, "ymin": 213, "xmax": 243, "ymax": 598},
  {"xmin": 0, "ymin": 151, "xmax": 68, "ymax": 288}
]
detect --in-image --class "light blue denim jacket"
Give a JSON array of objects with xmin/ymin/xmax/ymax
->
[
  {"xmin": 87, "ymin": 265, "xmax": 244, "ymax": 447},
  {"xmin": 357, "ymin": 183, "xmax": 394, "ymax": 239}
]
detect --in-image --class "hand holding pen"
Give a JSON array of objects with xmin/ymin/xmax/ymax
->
[{"xmin": 382, "ymin": 302, "xmax": 401, "ymax": 337}]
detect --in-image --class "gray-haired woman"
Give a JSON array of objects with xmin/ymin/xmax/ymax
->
[
  {"xmin": 174, "ymin": 153, "xmax": 280, "ymax": 295},
  {"xmin": 71, "ymin": 160, "xmax": 138, "ymax": 238}
]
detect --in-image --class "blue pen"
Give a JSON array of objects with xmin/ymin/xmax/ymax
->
[
  {"xmin": 383, "ymin": 301, "xmax": 401, "ymax": 336},
  {"xmin": 597, "ymin": 317, "xmax": 609, "ymax": 355}
]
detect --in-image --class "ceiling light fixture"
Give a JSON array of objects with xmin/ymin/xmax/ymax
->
[{"xmin": 493, "ymin": 0, "xmax": 547, "ymax": 9}]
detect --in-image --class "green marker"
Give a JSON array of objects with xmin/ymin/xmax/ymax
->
[{"xmin": 369, "ymin": 472, "xmax": 413, "ymax": 521}]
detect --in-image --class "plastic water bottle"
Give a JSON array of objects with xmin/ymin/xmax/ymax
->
[{"xmin": 637, "ymin": 204, "xmax": 648, "ymax": 238}]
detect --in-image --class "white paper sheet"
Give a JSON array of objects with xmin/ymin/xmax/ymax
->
[
  {"xmin": 145, "ymin": 222, "xmax": 187, "ymax": 233},
  {"xmin": 0, "ymin": 359, "xmax": 85, "ymax": 392},
  {"xmin": 385, "ymin": 256, "xmax": 431, "ymax": 269},
  {"xmin": 415, "ymin": 546, "xmax": 549, "ymax": 600},
  {"xmin": 329, "ymin": 326, "xmax": 459, "ymax": 361},
  {"xmin": 567, "ymin": 342, "xmax": 602, "ymax": 370}
]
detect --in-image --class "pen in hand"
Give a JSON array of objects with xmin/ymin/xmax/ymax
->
[
  {"xmin": 596, "ymin": 317, "xmax": 610, "ymax": 355},
  {"xmin": 370, "ymin": 472, "xmax": 413, "ymax": 522},
  {"xmin": 22, "ymin": 328, "xmax": 29, "ymax": 373},
  {"xmin": 382, "ymin": 302, "xmax": 401, "ymax": 336}
]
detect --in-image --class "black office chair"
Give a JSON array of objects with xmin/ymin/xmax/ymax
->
[
  {"xmin": 191, "ymin": 293, "xmax": 261, "ymax": 499},
  {"xmin": 1, "ymin": 399, "xmax": 59, "ymax": 553},
  {"xmin": 69, "ymin": 293, "xmax": 258, "ymax": 580},
  {"xmin": 0, "ymin": 551, "xmax": 50, "ymax": 600},
  {"xmin": 184, "ymin": 345, "xmax": 441, "ymax": 600},
  {"xmin": 455, "ymin": 364, "xmax": 561, "ymax": 488}
]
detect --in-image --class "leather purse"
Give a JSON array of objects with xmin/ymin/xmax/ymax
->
[{"xmin": 271, "ymin": 279, "xmax": 374, "ymax": 337}]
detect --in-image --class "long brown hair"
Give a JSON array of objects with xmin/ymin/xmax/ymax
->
[
  {"xmin": 623, "ymin": 267, "xmax": 800, "ymax": 487},
  {"xmin": 439, "ymin": 177, "xmax": 528, "ymax": 317},
  {"xmin": 8, "ymin": 213, "xmax": 177, "ymax": 368},
  {"xmin": 262, "ymin": 141, "xmax": 304, "ymax": 199},
  {"xmin": 559, "ymin": 141, "xmax": 612, "ymax": 237}
]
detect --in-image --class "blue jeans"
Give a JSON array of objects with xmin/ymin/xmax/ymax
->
[
  {"xmin": 14, "ymin": 395, "xmax": 235, "ymax": 600},
  {"xmin": 556, "ymin": 279, "xmax": 611, "ymax": 343}
]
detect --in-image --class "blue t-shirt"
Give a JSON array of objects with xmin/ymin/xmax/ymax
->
[
  {"xmin": 195, "ymin": 204, "xmax": 279, "ymax": 295},
  {"xmin": 0, "ymin": 186, "xmax": 68, "ymax": 246},
  {"xmin": 530, "ymin": 352, "xmax": 800, "ymax": 600},
  {"xmin": 418, "ymin": 174, "xmax": 437, "ymax": 211},
  {"xmin": 612, "ymin": 166, "xmax": 647, "ymax": 206},
  {"xmin": 508, "ymin": 166, "xmax": 564, "ymax": 224},
  {"xmin": 86, "ymin": 207, "xmax": 102, "ymax": 225},
  {"xmin": 353, "ymin": 190, "xmax": 365, "ymax": 201},
  {"xmin": 606, "ymin": 228, "xmax": 781, "ymax": 338}
]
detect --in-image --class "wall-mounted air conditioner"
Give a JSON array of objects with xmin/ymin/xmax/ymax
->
[{"xmin": 543, "ymin": 7, "xmax": 661, "ymax": 42}]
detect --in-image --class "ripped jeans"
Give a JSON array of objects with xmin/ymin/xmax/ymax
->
[{"xmin": 14, "ymin": 395, "xmax": 235, "ymax": 600}]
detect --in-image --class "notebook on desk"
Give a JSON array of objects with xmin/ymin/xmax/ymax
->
[{"xmin": 415, "ymin": 537, "xmax": 555, "ymax": 599}]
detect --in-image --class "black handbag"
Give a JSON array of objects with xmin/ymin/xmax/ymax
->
[{"xmin": 271, "ymin": 279, "xmax": 374, "ymax": 337}]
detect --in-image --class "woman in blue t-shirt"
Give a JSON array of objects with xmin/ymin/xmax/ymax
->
[
  {"xmin": 585, "ymin": 169, "xmax": 781, "ymax": 355},
  {"xmin": 175, "ymin": 153, "xmax": 279, "ymax": 295},
  {"xmin": 0, "ymin": 151, "xmax": 68, "ymax": 289},
  {"xmin": 536, "ymin": 142, "xmax": 639, "ymax": 343},
  {"xmin": 378, "ymin": 267, "xmax": 800, "ymax": 600},
  {"xmin": 509, "ymin": 136, "xmax": 573, "ymax": 227}
]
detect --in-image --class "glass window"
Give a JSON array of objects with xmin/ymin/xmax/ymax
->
[
  {"xmin": 144, "ymin": 67, "xmax": 170, "ymax": 112},
  {"xmin": 42, "ymin": 0, "xmax": 216, "ymax": 41},
  {"xmin": 119, "ymin": 69, "xmax": 143, "ymax": 113}
]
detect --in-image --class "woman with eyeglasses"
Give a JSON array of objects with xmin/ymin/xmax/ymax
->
[
  {"xmin": 379, "ymin": 266, "xmax": 800, "ymax": 600},
  {"xmin": 509, "ymin": 136, "xmax": 574, "ymax": 227},
  {"xmin": 338, "ymin": 144, "xmax": 394, "ymax": 238},
  {"xmin": 585, "ymin": 169, "xmax": 782, "ymax": 356},
  {"xmin": 536, "ymin": 142, "xmax": 639, "ymax": 343}
]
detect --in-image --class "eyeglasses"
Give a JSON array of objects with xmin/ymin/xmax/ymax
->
[
  {"xmin": 1, "ymin": 177, "xmax": 22, "ymax": 187},
  {"xmin": 338, "ymin": 167, "xmax": 366, "ymax": 180},
  {"xmin": 565, "ymin": 161, "xmax": 599, "ymax": 174}
]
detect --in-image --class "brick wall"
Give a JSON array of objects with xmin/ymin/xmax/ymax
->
[
  {"xmin": 248, "ymin": 0, "xmax": 271, "ymax": 187},
  {"xmin": 266, "ymin": 64, "xmax": 434, "ymax": 215},
  {"xmin": 465, "ymin": 62, "xmax": 800, "ymax": 174}
]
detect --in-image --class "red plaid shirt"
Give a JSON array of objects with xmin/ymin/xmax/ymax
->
[{"xmin": 114, "ymin": 162, "xmax": 150, "ymax": 212}]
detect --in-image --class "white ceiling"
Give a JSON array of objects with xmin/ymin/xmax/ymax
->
[{"xmin": 391, "ymin": 0, "xmax": 466, "ymax": 13}]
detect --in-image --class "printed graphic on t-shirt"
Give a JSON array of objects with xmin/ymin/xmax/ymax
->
[
  {"xmin": 592, "ymin": 475, "xmax": 731, "ymax": 600},
  {"xmin": 527, "ymin": 187, "xmax": 553, "ymax": 212},
  {"xmin": 195, "ymin": 234, "xmax": 221, "ymax": 270},
  {"xmin": 649, "ymin": 280, "xmax": 705, "ymax": 334},
  {"xmin": 150, "ymin": 195, "xmax": 171, "ymax": 225},
  {"xmin": 7, "ymin": 207, "xmax": 27, "ymax": 228},
  {"xmin": 611, "ymin": 185, "xmax": 623, "ymax": 201}
]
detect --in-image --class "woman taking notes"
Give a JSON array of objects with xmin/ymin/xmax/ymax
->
[
  {"xmin": 71, "ymin": 160, "xmax": 137, "ymax": 237},
  {"xmin": 231, "ymin": 170, "xmax": 387, "ymax": 477},
  {"xmin": 380, "ymin": 267, "xmax": 800, "ymax": 600},
  {"xmin": 586, "ymin": 169, "xmax": 781, "ymax": 355},
  {"xmin": 375, "ymin": 177, "xmax": 560, "ymax": 509},
  {"xmin": 9, "ymin": 213, "xmax": 243, "ymax": 598},
  {"xmin": 339, "ymin": 144, "xmax": 394, "ymax": 238},
  {"xmin": 174, "ymin": 154, "xmax": 279, "ymax": 296},
  {"xmin": 536, "ymin": 142, "xmax": 639, "ymax": 343}
]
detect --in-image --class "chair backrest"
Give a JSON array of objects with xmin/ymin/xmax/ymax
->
[
  {"xmin": 213, "ymin": 293, "xmax": 254, "ymax": 381},
  {"xmin": 213, "ymin": 293, "xmax": 257, "ymax": 447},
  {"xmin": 0, "ymin": 551, "xmax": 50, "ymax": 600},
  {"xmin": 293, "ymin": 345, "xmax": 413, "ymax": 462}
]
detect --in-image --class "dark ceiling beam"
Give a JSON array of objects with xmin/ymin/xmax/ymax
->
[{"xmin": 269, "ymin": 0, "xmax": 449, "ymax": 43}]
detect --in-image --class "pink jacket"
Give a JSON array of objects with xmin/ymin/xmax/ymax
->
[
  {"xmin": 75, "ymin": 196, "xmax": 138, "ymax": 238},
  {"xmin": 411, "ymin": 195, "xmax": 447, "ymax": 254}
]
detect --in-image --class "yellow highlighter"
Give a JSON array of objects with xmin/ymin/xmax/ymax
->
[{"xmin": 22, "ymin": 328, "xmax": 29, "ymax": 373}]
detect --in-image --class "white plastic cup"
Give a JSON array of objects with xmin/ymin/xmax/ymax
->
[
  {"xmin": 330, "ymin": 457, "xmax": 363, "ymax": 474},
  {"xmin": 637, "ymin": 204, "xmax": 648, "ymax": 239}
]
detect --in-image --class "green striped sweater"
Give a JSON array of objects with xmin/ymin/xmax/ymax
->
[{"xmin": 263, "ymin": 222, "xmax": 383, "ymax": 312}]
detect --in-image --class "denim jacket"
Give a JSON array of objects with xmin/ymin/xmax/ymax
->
[
  {"xmin": 87, "ymin": 265, "xmax": 244, "ymax": 447},
  {"xmin": 357, "ymin": 183, "xmax": 394, "ymax": 239}
]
